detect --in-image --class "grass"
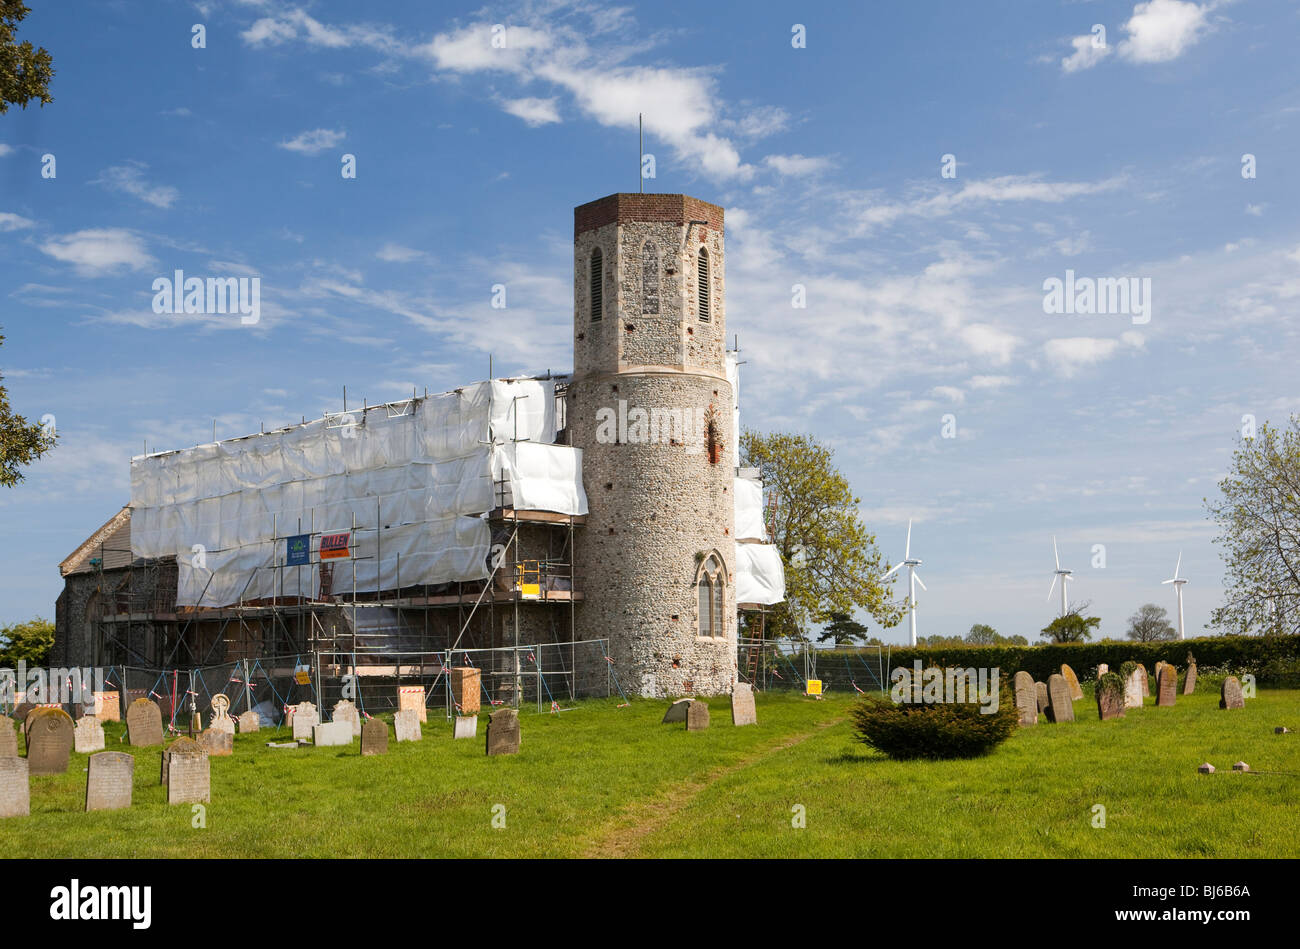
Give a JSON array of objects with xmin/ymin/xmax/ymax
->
[{"xmin": 4, "ymin": 687, "xmax": 1298, "ymax": 858}]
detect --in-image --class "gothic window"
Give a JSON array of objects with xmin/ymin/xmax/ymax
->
[
  {"xmin": 642, "ymin": 241, "xmax": 659, "ymax": 316},
  {"xmin": 697, "ymin": 247, "xmax": 710, "ymax": 321},
  {"xmin": 696, "ymin": 552, "xmax": 726, "ymax": 638},
  {"xmin": 590, "ymin": 247, "xmax": 603, "ymax": 321}
]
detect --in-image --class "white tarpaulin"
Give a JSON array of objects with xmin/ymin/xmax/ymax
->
[
  {"xmin": 493, "ymin": 442, "xmax": 588, "ymax": 515},
  {"xmin": 734, "ymin": 476, "xmax": 765, "ymax": 542},
  {"xmin": 735, "ymin": 543, "xmax": 785, "ymax": 606}
]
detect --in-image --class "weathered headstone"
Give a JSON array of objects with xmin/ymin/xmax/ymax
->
[
  {"xmin": 686, "ymin": 700, "xmax": 710, "ymax": 731},
  {"xmin": 361, "ymin": 718, "xmax": 388, "ymax": 756},
  {"xmin": 332, "ymin": 699, "xmax": 362, "ymax": 737},
  {"xmin": 1096, "ymin": 673, "xmax": 1126, "ymax": 721},
  {"xmin": 85, "ymin": 752, "xmax": 134, "ymax": 812},
  {"xmin": 398, "ymin": 686, "xmax": 429, "ymax": 724},
  {"xmin": 1198, "ymin": 762, "xmax": 1215, "ymax": 774},
  {"xmin": 199, "ymin": 727, "xmax": 233, "ymax": 757},
  {"xmin": 1124, "ymin": 669, "xmax": 1144, "ymax": 709},
  {"xmin": 208, "ymin": 694, "xmax": 235, "ymax": 735},
  {"xmin": 1157, "ymin": 665, "xmax": 1177, "ymax": 707},
  {"xmin": 94, "ymin": 691, "xmax": 121, "ymax": 722},
  {"xmin": 126, "ymin": 698, "xmax": 164, "ymax": 747},
  {"xmin": 1183, "ymin": 663, "xmax": 1198, "ymax": 695},
  {"xmin": 237, "ymin": 710, "xmax": 260, "ymax": 733},
  {"xmin": 74, "ymin": 715, "xmax": 105, "ymax": 753},
  {"xmin": 166, "ymin": 746, "xmax": 210, "ymax": 805},
  {"xmin": 1097, "ymin": 663, "xmax": 1109, "ymax": 676},
  {"xmin": 0, "ymin": 717, "xmax": 16, "ymax": 758},
  {"xmin": 662, "ymin": 699, "xmax": 691, "ymax": 723},
  {"xmin": 313, "ymin": 720, "xmax": 352, "ymax": 747},
  {"xmin": 1045, "ymin": 674, "xmax": 1074, "ymax": 723},
  {"xmin": 1060, "ymin": 664, "xmax": 1084, "ymax": 701},
  {"xmin": 453, "ymin": 715, "xmax": 477, "ymax": 740},
  {"xmin": 393, "ymin": 710, "xmax": 421, "ymax": 742},
  {"xmin": 485, "ymin": 708, "xmax": 520, "ymax": 756},
  {"xmin": 450, "ymin": 669, "xmax": 480, "ymax": 717},
  {"xmin": 26, "ymin": 708, "xmax": 74, "ymax": 775},
  {"xmin": 1220, "ymin": 676, "xmax": 1245, "ymax": 710},
  {"xmin": 1232, "ymin": 761, "xmax": 1250, "ymax": 772},
  {"xmin": 1035, "ymin": 681, "xmax": 1048, "ymax": 713},
  {"xmin": 161, "ymin": 737, "xmax": 202, "ymax": 786},
  {"xmin": 0, "ymin": 757, "xmax": 30, "ymax": 818},
  {"xmin": 1013, "ymin": 671, "xmax": 1038, "ymax": 726},
  {"xmin": 291, "ymin": 702, "xmax": 319, "ymax": 742},
  {"xmin": 1136, "ymin": 663, "xmax": 1150, "ymax": 697},
  {"xmin": 731, "ymin": 683, "xmax": 757, "ymax": 727}
]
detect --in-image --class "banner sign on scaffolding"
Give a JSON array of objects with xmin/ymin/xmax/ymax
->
[
  {"xmin": 319, "ymin": 532, "xmax": 350, "ymax": 560},
  {"xmin": 285, "ymin": 534, "xmax": 311, "ymax": 566}
]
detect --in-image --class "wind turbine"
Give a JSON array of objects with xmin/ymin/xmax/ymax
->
[
  {"xmin": 880, "ymin": 519, "xmax": 926, "ymax": 647},
  {"xmin": 1162, "ymin": 551, "xmax": 1188, "ymax": 640},
  {"xmin": 1046, "ymin": 536, "xmax": 1072, "ymax": 618}
]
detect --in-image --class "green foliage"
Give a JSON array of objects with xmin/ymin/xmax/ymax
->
[
  {"xmin": 1097, "ymin": 671, "xmax": 1124, "ymax": 701},
  {"xmin": 1127, "ymin": 602, "xmax": 1176, "ymax": 641},
  {"xmin": 846, "ymin": 689, "xmax": 1019, "ymax": 760},
  {"xmin": 817, "ymin": 611, "xmax": 868, "ymax": 645},
  {"xmin": 1118, "ymin": 660, "xmax": 1137, "ymax": 683},
  {"xmin": 0, "ymin": 1, "xmax": 54, "ymax": 114},
  {"xmin": 740, "ymin": 430, "xmax": 901, "ymax": 638},
  {"xmin": 1, "ymin": 331, "xmax": 57, "ymax": 486},
  {"xmin": 1041, "ymin": 610, "xmax": 1101, "ymax": 643},
  {"xmin": 0, "ymin": 616, "xmax": 54, "ymax": 666},
  {"xmin": 967, "ymin": 623, "xmax": 1027, "ymax": 645}
]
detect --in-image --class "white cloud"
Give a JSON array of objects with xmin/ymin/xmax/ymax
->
[
  {"xmin": 0, "ymin": 144, "xmax": 13, "ymax": 157},
  {"xmin": 1119, "ymin": 0, "xmax": 1212, "ymax": 64},
  {"xmin": 1245, "ymin": 203, "xmax": 1265, "ymax": 216},
  {"xmin": 91, "ymin": 162, "xmax": 180, "ymax": 209},
  {"xmin": 242, "ymin": 10, "xmax": 403, "ymax": 54},
  {"xmin": 501, "ymin": 97, "xmax": 561, "ymax": 126},
  {"xmin": 1043, "ymin": 336, "xmax": 1142, "ymax": 376},
  {"xmin": 930, "ymin": 385, "xmax": 966, "ymax": 404},
  {"xmin": 1055, "ymin": 231, "xmax": 1092, "ymax": 256},
  {"xmin": 0, "ymin": 211, "xmax": 35, "ymax": 231},
  {"xmin": 763, "ymin": 154, "xmax": 833, "ymax": 177},
  {"xmin": 855, "ymin": 174, "xmax": 1123, "ymax": 232},
  {"xmin": 968, "ymin": 375, "xmax": 1017, "ymax": 390},
  {"xmin": 376, "ymin": 243, "xmax": 424, "ymax": 263},
  {"xmin": 39, "ymin": 229, "xmax": 155, "ymax": 276},
  {"xmin": 278, "ymin": 128, "xmax": 346, "ymax": 154},
  {"xmin": 961, "ymin": 323, "xmax": 1020, "ymax": 364},
  {"xmin": 1061, "ymin": 34, "xmax": 1112, "ymax": 73}
]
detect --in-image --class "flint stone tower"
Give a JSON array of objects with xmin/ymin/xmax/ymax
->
[{"xmin": 568, "ymin": 193, "xmax": 736, "ymax": 698}]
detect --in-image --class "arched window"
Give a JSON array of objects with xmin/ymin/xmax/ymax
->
[
  {"xmin": 696, "ymin": 552, "xmax": 726, "ymax": 638},
  {"xmin": 642, "ymin": 241, "xmax": 659, "ymax": 316},
  {"xmin": 590, "ymin": 247, "xmax": 603, "ymax": 321},
  {"xmin": 697, "ymin": 247, "xmax": 710, "ymax": 322}
]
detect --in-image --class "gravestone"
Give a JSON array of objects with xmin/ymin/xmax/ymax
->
[
  {"xmin": 208, "ymin": 695, "xmax": 235, "ymax": 735},
  {"xmin": 453, "ymin": 716, "xmax": 477, "ymax": 740},
  {"xmin": 1136, "ymin": 664, "xmax": 1150, "ymax": 697},
  {"xmin": 332, "ymin": 700, "xmax": 362, "ymax": 737},
  {"xmin": 94, "ymin": 691, "xmax": 121, "ymax": 722},
  {"xmin": 291, "ymin": 702, "xmax": 319, "ymax": 741},
  {"xmin": 361, "ymin": 718, "xmax": 388, "ymax": 756},
  {"xmin": 1124, "ymin": 669, "xmax": 1144, "ymax": 709},
  {"xmin": 1183, "ymin": 663, "xmax": 1198, "ymax": 695},
  {"xmin": 166, "ymin": 746, "xmax": 210, "ymax": 805},
  {"xmin": 686, "ymin": 700, "xmax": 710, "ymax": 731},
  {"xmin": 394, "ymin": 710, "xmax": 421, "ymax": 742},
  {"xmin": 85, "ymin": 752, "xmax": 134, "ymax": 812},
  {"xmin": 1097, "ymin": 663, "xmax": 1109, "ymax": 676},
  {"xmin": 1157, "ymin": 666, "xmax": 1177, "ymax": 707},
  {"xmin": 398, "ymin": 686, "xmax": 428, "ymax": 724},
  {"xmin": 12, "ymin": 703, "xmax": 35, "ymax": 724},
  {"xmin": 126, "ymin": 698, "xmax": 164, "ymax": 747},
  {"xmin": 485, "ymin": 708, "xmax": 520, "ymax": 756},
  {"xmin": 1220, "ymin": 676, "xmax": 1245, "ymax": 710},
  {"xmin": 1045, "ymin": 674, "xmax": 1074, "ymax": 723},
  {"xmin": 731, "ymin": 683, "xmax": 757, "ymax": 727},
  {"xmin": 237, "ymin": 710, "xmax": 260, "ymax": 733},
  {"xmin": 74, "ymin": 716, "xmax": 105, "ymax": 753},
  {"xmin": 199, "ymin": 728, "xmax": 233, "ymax": 757},
  {"xmin": 161, "ymin": 737, "xmax": 202, "ymax": 785},
  {"xmin": 662, "ymin": 699, "xmax": 691, "ymax": 723},
  {"xmin": 0, "ymin": 717, "xmax": 16, "ymax": 757},
  {"xmin": 1035, "ymin": 681, "xmax": 1048, "ymax": 713},
  {"xmin": 0, "ymin": 757, "xmax": 30, "ymax": 818},
  {"xmin": 26, "ymin": 708, "xmax": 74, "ymax": 775},
  {"xmin": 1096, "ymin": 674, "xmax": 1126, "ymax": 721},
  {"xmin": 1060, "ymin": 664, "xmax": 1084, "ymax": 701},
  {"xmin": 1013, "ymin": 671, "xmax": 1038, "ymax": 726},
  {"xmin": 313, "ymin": 720, "xmax": 352, "ymax": 747},
  {"xmin": 450, "ymin": 669, "xmax": 480, "ymax": 717}
]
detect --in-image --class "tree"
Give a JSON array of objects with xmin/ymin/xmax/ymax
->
[
  {"xmin": 0, "ymin": 331, "xmax": 56, "ymax": 486},
  {"xmin": 1040, "ymin": 602, "xmax": 1101, "ymax": 643},
  {"xmin": 1206, "ymin": 416, "xmax": 1300, "ymax": 635},
  {"xmin": 1126, "ymin": 603, "xmax": 1176, "ymax": 642},
  {"xmin": 966, "ymin": 623, "xmax": 999, "ymax": 644},
  {"xmin": 0, "ymin": 1, "xmax": 54, "ymax": 113},
  {"xmin": 0, "ymin": 616, "xmax": 54, "ymax": 666},
  {"xmin": 818, "ymin": 611, "xmax": 868, "ymax": 646},
  {"xmin": 741, "ymin": 431, "xmax": 902, "ymax": 639}
]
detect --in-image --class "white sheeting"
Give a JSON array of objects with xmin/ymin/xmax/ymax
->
[
  {"xmin": 734, "ymin": 476, "xmax": 766, "ymax": 541},
  {"xmin": 493, "ymin": 442, "xmax": 588, "ymax": 515},
  {"xmin": 735, "ymin": 543, "xmax": 786, "ymax": 606}
]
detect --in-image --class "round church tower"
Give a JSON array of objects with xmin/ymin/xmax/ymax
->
[{"xmin": 568, "ymin": 193, "xmax": 736, "ymax": 698}]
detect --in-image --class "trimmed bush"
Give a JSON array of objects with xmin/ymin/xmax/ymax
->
[{"xmin": 846, "ymin": 690, "xmax": 1020, "ymax": 760}]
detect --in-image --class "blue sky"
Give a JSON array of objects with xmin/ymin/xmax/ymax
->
[{"xmin": 2, "ymin": 0, "xmax": 1298, "ymax": 643}]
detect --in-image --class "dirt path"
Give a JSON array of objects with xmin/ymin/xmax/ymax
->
[{"xmin": 580, "ymin": 716, "xmax": 844, "ymax": 858}]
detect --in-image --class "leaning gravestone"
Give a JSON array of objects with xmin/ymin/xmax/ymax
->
[
  {"xmin": 161, "ymin": 737, "xmax": 203, "ymax": 786},
  {"xmin": 731, "ymin": 683, "xmax": 757, "ymax": 727},
  {"xmin": 166, "ymin": 745, "xmax": 210, "ymax": 805},
  {"xmin": 1124, "ymin": 669, "xmax": 1144, "ymax": 709},
  {"xmin": 686, "ymin": 700, "xmax": 710, "ymax": 732},
  {"xmin": 237, "ymin": 710, "xmax": 260, "ymax": 734},
  {"xmin": 486, "ymin": 708, "xmax": 520, "ymax": 756},
  {"xmin": 1136, "ymin": 663, "xmax": 1150, "ymax": 697},
  {"xmin": 332, "ymin": 700, "xmax": 362, "ymax": 737},
  {"xmin": 199, "ymin": 728, "xmax": 233, "ymax": 757},
  {"xmin": 1220, "ymin": 676, "xmax": 1245, "ymax": 710},
  {"xmin": 0, "ymin": 717, "xmax": 16, "ymax": 758},
  {"xmin": 1183, "ymin": 663, "xmax": 1198, "ymax": 695},
  {"xmin": 1060, "ymin": 664, "xmax": 1084, "ymax": 701},
  {"xmin": 453, "ymin": 716, "xmax": 477, "ymax": 740},
  {"xmin": 1013, "ymin": 672, "xmax": 1038, "ymax": 726},
  {"xmin": 26, "ymin": 708, "xmax": 74, "ymax": 775},
  {"xmin": 208, "ymin": 695, "xmax": 235, "ymax": 735},
  {"xmin": 1096, "ymin": 673, "xmax": 1126, "ymax": 721},
  {"xmin": 0, "ymin": 757, "xmax": 30, "ymax": 818},
  {"xmin": 662, "ymin": 699, "xmax": 691, "ymax": 723},
  {"xmin": 313, "ymin": 720, "xmax": 351, "ymax": 747},
  {"xmin": 361, "ymin": 718, "xmax": 388, "ymax": 756},
  {"xmin": 291, "ymin": 702, "xmax": 319, "ymax": 742},
  {"xmin": 74, "ymin": 716, "xmax": 105, "ymax": 753},
  {"xmin": 393, "ymin": 710, "xmax": 421, "ymax": 742},
  {"xmin": 1157, "ymin": 666, "xmax": 1177, "ymax": 707},
  {"xmin": 85, "ymin": 752, "xmax": 134, "ymax": 812},
  {"xmin": 1035, "ymin": 681, "xmax": 1049, "ymax": 713},
  {"xmin": 126, "ymin": 698, "xmax": 164, "ymax": 747},
  {"xmin": 1045, "ymin": 674, "xmax": 1075, "ymax": 723}
]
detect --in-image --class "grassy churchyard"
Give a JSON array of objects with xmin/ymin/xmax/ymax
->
[{"xmin": 4, "ymin": 687, "xmax": 1299, "ymax": 859}]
